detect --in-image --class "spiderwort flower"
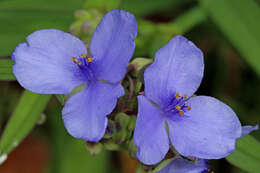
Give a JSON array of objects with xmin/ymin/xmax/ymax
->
[
  {"xmin": 157, "ymin": 158, "xmax": 209, "ymax": 173},
  {"xmin": 12, "ymin": 9, "xmax": 137, "ymax": 142},
  {"xmin": 156, "ymin": 126, "xmax": 258, "ymax": 173},
  {"xmin": 133, "ymin": 35, "xmax": 243, "ymax": 165}
]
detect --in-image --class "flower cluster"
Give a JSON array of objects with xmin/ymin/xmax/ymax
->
[{"xmin": 12, "ymin": 9, "xmax": 258, "ymax": 173}]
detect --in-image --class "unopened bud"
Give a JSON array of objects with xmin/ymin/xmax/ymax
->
[{"xmin": 85, "ymin": 142, "xmax": 103, "ymax": 156}]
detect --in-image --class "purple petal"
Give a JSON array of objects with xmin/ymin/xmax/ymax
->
[
  {"xmin": 144, "ymin": 35, "xmax": 204, "ymax": 106},
  {"xmin": 241, "ymin": 125, "xmax": 258, "ymax": 137},
  {"xmin": 90, "ymin": 9, "xmax": 137, "ymax": 83},
  {"xmin": 13, "ymin": 29, "xmax": 87, "ymax": 94},
  {"xmin": 167, "ymin": 96, "xmax": 242, "ymax": 159},
  {"xmin": 62, "ymin": 81, "xmax": 124, "ymax": 142},
  {"xmin": 157, "ymin": 158, "xmax": 209, "ymax": 173},
  {"xmin": 133, "ymin": 96, "xmax": 169, "ymax": 165}
]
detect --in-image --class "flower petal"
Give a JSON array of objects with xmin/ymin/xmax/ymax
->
[
  {"xmin": 90, "ymin": 9, "xmax": 137, "ymax": 83},
  {"xmin": 62, "ymin": 81, "xmax": 124, "ymax": 142},
  {"xmin": 167, "ymin": 96, "xmax": 242, "ymax": 159},
  {"xmin": 134, "ymin": 96, "xmax": 169, "ymax": 165},
  {"xmin": 144, "ymin": 35, "xmax": 204, "ymax": 106},
  {"xmin": 241, "ymin": 125, "xmax": 258, "ymax": 137},
  {"xmin": 13, "ymin": 29, "xmax": 87, "ymax": 94},
  {"xmin": 157, "ymin": 158, "xmax": 209, "ymax": 173}
]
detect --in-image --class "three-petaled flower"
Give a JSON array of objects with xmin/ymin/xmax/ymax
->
[
  {"xmin": 134, "ymin": 35, "xmax": 249, "ymax": 165},
  {"xmin": 12, "ymin": 9, "xmax": 137, "ymax": 142}
]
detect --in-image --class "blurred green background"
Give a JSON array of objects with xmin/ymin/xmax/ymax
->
[{"xmin": 0, "ymin": 0, "xmax": 260, "ymax": 172}]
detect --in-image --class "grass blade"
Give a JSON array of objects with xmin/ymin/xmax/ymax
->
[{"xmin": 0, "ymin": 91, "xmax": 51, "ymax": 157}]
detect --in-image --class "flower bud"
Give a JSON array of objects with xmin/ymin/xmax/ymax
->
[{"xmin": 85, "ymin": 142, "xmax": 103, "ymax": 156}]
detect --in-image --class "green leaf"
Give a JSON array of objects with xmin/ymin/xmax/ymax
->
[
  {"xmin": 0, "ymin": 91, "xmax": 51, "ymax": 156},
  {"xmin": 83, "ymin": 0, "xmax": 120, "ymax": 11},
  {"xmin": 0, "ymin": 58, "xmax": 15, "ymax": 80},
  {"xmin": 199, "ymin": 0, "xmax": 260, "ymax": 76},
  {"xmin": 226, "ymin": 135, "xmax": 260, "ymax": 173},
  {"xmin": 135, "ymin": 6, "xmax": 207, "ymax": 56},
  {"xmin": 0, "ymin": 0, "xmax": 84, "ymax": 10},
  {"xmin": 0, "ymin": 0, "xmax": 84, "ymax": 56},
  {"xmin": 121, "ymin": 0, "xmax": 192, "ymax": 16},
  {"xmin": 174, "ymin": 6, "xmax": 207, "ymax": 34}
]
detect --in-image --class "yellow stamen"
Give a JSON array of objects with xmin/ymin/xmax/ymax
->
[
  {"xmin": 176, "ymin": 93, "xmax": 181, "ymax": 98},
  {"xmin": 184, "ymin": 94, "xmax": 187, "ymax": 100},
  {"xmin": 187, "ymin": 106, "xmax": 191, "ymax": 110},
  {"xmin": 87, "ymin": 57, "xmax": 93, "ymax": 62},
  {"xmin": 81, "ymin": 53, "xmax": 87, "ymax": 58},
  {"xmin": 72, "ymin": 57, "xmax": 82, "ymax": 65},
  {"xmin": 179, "ymin": 110, "xmax": 183, "ymax": 116},
  {"xmin": 175, "ymin": 105, "xmax": 181, "ymax": 110}
]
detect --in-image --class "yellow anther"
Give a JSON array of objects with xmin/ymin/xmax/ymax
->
[
  {"xmin": 187, "ymin": 106, "xmax": 191, "ymax": 110},
  {"xmin": 72, "ymin": 57, "xmax": 82, "ymax": 65},
  {"xmin": 87, "ymin": 57, "xmax": 93, "ymax": 62},
  {"xmin": 81, "ymin": 53, "xmax": 87, "ymax": 58},
  {"xmin": 176, "ymin": 93, "xmax": 181, "ymax": 98},
  {"xmin": 184, "ymin": 94, "xmax": 188, "ymax": 100},
  {"xmin": 175, "ymin": 105, "xmax": 181, "ymax": 110},
  {"xmin": 179, "ymin": 110, "xmax": 183, "ymax": 116}
]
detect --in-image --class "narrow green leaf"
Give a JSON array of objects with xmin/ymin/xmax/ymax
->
[
  {"xmin": 121, "ymin": 0, "xmax": 192, "ymax": 16},
  {"xmin": 0, "ymin": 0, "xmax": 84, "ymax": 56},
  {"xmin": 0, "ymin": 0, "xmax": 84, "ymax": 10},
  {"xmin": 135, "ymin": 6, "xmax": 207, "ymax": 56},
  {"xmin": 83, "ymin": 0, "xmax": 121, "ymax": 11},
  {"xmin": 199, "ymin": 0, "xmax": 260, "ymax": 76},
  {"xmin": 0, "ymin": 91, "xmax": 51, "ymax": 156},
  {"xmin": 0, "ymin": 59, "xmax": 15, "ymax": 80},
  {"xmin": 226, "ymin": 135, "xmax": 260, "ymax": 173},
  {"xmin": 174, "ymin": 6, "xmax": 207, "ymax": 34},
  {"xmin": 0, "ymin": 11, "xmax": 75, "ymax": 55}
]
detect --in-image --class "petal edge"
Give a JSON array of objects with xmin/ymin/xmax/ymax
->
[{"xmin": 168, "ymin": 96, "xmax": 242, "ymax": 159}]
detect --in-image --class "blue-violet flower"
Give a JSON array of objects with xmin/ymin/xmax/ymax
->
[
  {"xmin": 156, "ymin": 126, "xmax": 258, "ymax": 173},
  {"xmin": 133, "ymin": 35, "xmax": 250, "ymax": 164},
  {"xmin": 157, "ymin": 158, "xmax": 209, "ymax": 173},
  {"xmin": 12, "ymin": 9, "xmax": 137, "ymax": 142}
]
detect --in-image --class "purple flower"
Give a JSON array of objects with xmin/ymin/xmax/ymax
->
[
  {"xmin": 12, "ymin": 10, "xmax": 137, "ymax": 142},
  {"xmin": 157, "ymin": 158, "xmax": 209, "ymax": 173},
  {"xmin": 156, "ymin": 126, "xmax": 258, "ymax": 173},
  {"xmin": 156, "ymin": 125, "xmax": 258, "ymax": 173},
  {"xmin": 133, "ymin": 35, "xmax": 243, "ymax": 165},
  {"xmin": 241, "ymin": 125, "xmax": 258, "ymax": 137}
]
